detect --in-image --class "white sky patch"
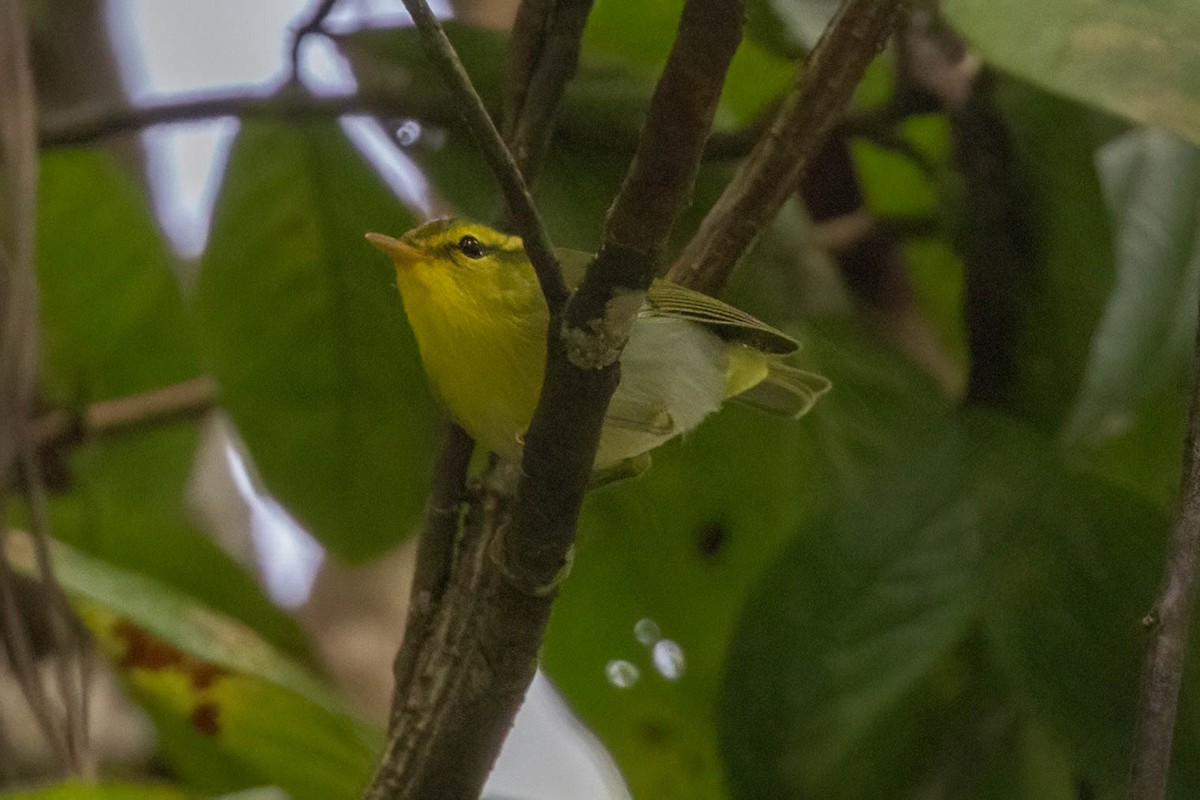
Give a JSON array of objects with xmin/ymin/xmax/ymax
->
[{"xmin": 222, "ymin": 441, "xmax": 326, "ymax": 609}]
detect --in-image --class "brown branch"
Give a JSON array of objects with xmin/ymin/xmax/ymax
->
[
  {"xmin": 364, "ymin": 0, "xmax": 741, "ymax": 797},
  {"xmin": 1128, "ymin": 319, "xmax": 1200, "ymax": 797},
  {"xmin": 667, "ymin": 0, "xmax": 902, "ymax": 294},
  {"xmin": 382, "ymin": 0, "xmax": 593, "ymax": 742},
  {"xmin": 34, "ymin": 376, "xmax": 218, "ymax": 448},
  {"xmin": 0, "ymin": 0, "xmax": 91, "ymax": 776},
  {"xmin": 384, "ymin": 420, "xmax": 474, "ymax": 735},
  {"xmin": 37, "ymin": 89, "xmax": 459, "ymax": 150},
  {"xmin": 502, "ymin": 0, "xmax": 595, "ymax": 182}
]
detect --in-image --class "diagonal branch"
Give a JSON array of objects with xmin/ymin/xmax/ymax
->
[
  {"xmin": 1128, "ymin": 315, "xmax": 1200, "ymax": 797},
  {"xmin": 667, "ymin": 0, "xmax": 902, "ymax": 294},
  {"xmin": 503, "ymin": 0, "xmax": 595, "ymax": 182},
  {"xmin": 34, "ymin": 376, "xmax": 217, "ymax": 449}
]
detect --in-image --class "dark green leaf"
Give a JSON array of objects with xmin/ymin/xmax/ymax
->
[
  {"xmin": 970, "ymin": 412, "xmax": 1200, "ymax": 796},
  {"xmin": 34, "ymin": 149, "xmax": 306, "ymax": 655},
  {"xmin": 973, "ymin": 82, "xmax": 1117, "ymax": 429},
  {"xmin": 543, "ymin": 321, "xmax": 951, "ymax": 799},
  {"xmin": 195, "ymin": 115, "xmax": 437, "ymax": 562},
  {"xmin": 942, "ymin": 0, "xmax": 1200, "ymax": 145},
  {"xmin": 719, "ymin": 425, "xmax": 984, "ymax": 799}
]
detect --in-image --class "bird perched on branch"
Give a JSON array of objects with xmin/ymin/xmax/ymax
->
[{"xmin": 367, "ymin": 218, "xmax": 829, "ymax": 474}]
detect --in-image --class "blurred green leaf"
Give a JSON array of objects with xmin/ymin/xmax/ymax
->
[
  {"xmin": 942, "ymin": 0, "xmax": 1200, "ymax": 146},
  {"xmin": 543, "ymin": 321, "xmax": 950, "ymax": 799},
  {"xmin": 984, "ymin": 82, "xmax": 1117, "ymax": 429},
  {"xmin": 719, "ymin": 425, "xmax": 985, "ymax": 800},
  {"xmin": 1062, "ymin": 129, "xmax": 1200, "ymax": 450},
  {"xmin": 0, "ymin": 784, "xmax": 192, "ymax": 799},
  {"xmin": 5, "ymin": 534, "xmax": 377, "ymax": 800},
  {"xmin": 970, "ymin": 412, "xmax": 1200, "ymax": 796},
  {"xmin": 195, "ymin": 114, "xmax": 437, "ymax": 562},
  {"xmin": 745, "ymin": 0, "xmax": 838, "ymax": 59},
  {"xmin": 34, "ymin": 149, "xmax": 306, "ymax": 655},
  {"xmin": 335, "ymin": 21, "xmax": 660, "ymax": 154}
]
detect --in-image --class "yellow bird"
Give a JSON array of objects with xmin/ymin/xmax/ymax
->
[{"xmin": 367, "ymin": 219, "xmax": 829, "ymax": 471}]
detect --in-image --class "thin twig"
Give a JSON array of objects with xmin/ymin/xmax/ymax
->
[
  {"xmin": 38, "ymin": 86, "xmax": 768, "ymax": 163},
  {"xmin": 0, "ymin": 544, "xmax": 72, "ymax": 767},
  {"xmin": 20, "ymin": 441, "xmax": 93, "ymax": 775},
  {"xmin": 0, "ymin": 0, "xmax": 82, "ymax": 775},
  {"xmin": 34, "ymin": 375, "xmax": 218, "ymax": 449},
  {"xmin": 289, "ymin": 0, "xmax": 341, "ymax": 81},
  {"xmin": 668, "ymin": 0, "xmax": 902, "ymax": 294},
  {"xmin": 38, "ymin": 89, "xmax": 457, "ymax": 149},
  {"xmin": 502, "ymin": 0, "xmax": 595, "ymax": 182},
  {"xmin": 1128, "ymin": 316, "xmax": 1200, "ymax": 798},
  {"xmin": 398, "ymin": 0, "xmax": 567, "ymax": 310}
]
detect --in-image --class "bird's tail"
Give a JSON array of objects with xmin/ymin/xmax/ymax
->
[{"xmin": 735, "ymin": 359, "xmax": 831, "ymax": 418}]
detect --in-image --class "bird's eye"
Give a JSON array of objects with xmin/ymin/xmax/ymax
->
[{"xmin": 457, "ymin": 235, "xmax": 485, "ymax": 259}]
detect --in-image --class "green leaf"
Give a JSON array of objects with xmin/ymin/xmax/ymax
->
[
  {"xmin": 745, "ymin": 0, "xmax": 838, "ymax": 59},
  {"xmin": 34, "ymin": 149, "xmax": 306, "ymax": 656},
  {"xmin": 1062, "ymin": 129, "xmax": 1200, "ymax": 450},
  {"xmin": 0, "ymin": 784, "xmax": 192, "ymax": 800},
  {"xmin": 719, "ymin": 425, "xmax": 985, "ymax": 799},
  {"xmin": 970, "ymin": 412, "xmax": 1200, "ymax": 796},
  {"xmin": 942, "ymin": 0, "xmax": 1200, "ymax": 146},
  {"xmin": 543, "ymin": 321, "xmax": 950, "ymax": 799},
  {"xmin": 4, "ymin": 534, "xmax": 377, "ymax": 800},
  {"xmin": 972, "ymin": 82, "xmax": 1117, "ymax": 429},
  {"xmin": 195, "ymin": 115, "xmax": 437, "ymax": 562}
]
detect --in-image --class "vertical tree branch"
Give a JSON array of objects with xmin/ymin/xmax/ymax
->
[
  {"xmin": 1128, "ymin": 316, "xmax": 1200, "ymax": 798},
  {"xmin": 0, "ymin": 0, "xmax": 90, "ymax": 776},
  {"xmin": 668, "ymin": 0, "xmax": 902, "ymax": 294},
  {"xmin": 385, "ymin": 420, "xmax": 474, "ymax": 734},
  {"xmin": 502, "ymin": 0, "xmax": 595, "ymax": 182},
  {"xmin": 364, "ymin": 0, "xmax": 742, "ymax": 796}
]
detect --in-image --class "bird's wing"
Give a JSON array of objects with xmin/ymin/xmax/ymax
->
[
  {"xmin": 644, "ymin": 280, "xmax": 798, "ymax": 355},
  {"xmin": 554, "ymin": 248, "xmax": 798, "ymax": 355}
]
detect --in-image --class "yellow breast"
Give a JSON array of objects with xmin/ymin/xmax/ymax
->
[{"xmin": 396, "ymin": 259, "xmax": 548, "ymax": 461}]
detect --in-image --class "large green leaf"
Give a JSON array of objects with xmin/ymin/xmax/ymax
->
[
  {"xmin": 971, "ymin": 412, "xmax": 1200, "ymax": 797},
  {"xmin": 1062, "ymin": 129, "xmax": 1200, "ymax": 452},
  {"xmin": 4, "ymin": 534, "xmax": 377, "ymax": 800},
  {"xmin": 34, "ymin": 149, "xmax": 305, "ymax": 655},
  {"xmin": 965, "ymin": 82, "xmax": 1117, "ymax": 430},
  {"xmin": 543, "ymin": 320, "xmax": 950, "ymax": 799},
  {"xmin": 942, "ymin": 0, "xmax": 1200, "ymax": 146},
  {"xmin": 195, "ymin": 115, "xmax": 436, "ymax": 562},
  {"xmin": 719, "ymin": 426, "xmax": 994, "ymax": 800}
]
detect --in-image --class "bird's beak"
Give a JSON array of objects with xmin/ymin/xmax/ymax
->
[{"xmin": 365, "ymin": 232, "xmax": 421, "ymax": 267}]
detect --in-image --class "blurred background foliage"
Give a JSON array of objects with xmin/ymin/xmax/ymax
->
[{"xmin": 5, "ymin": 0, "xmax": 1200, "ymax": 797}]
